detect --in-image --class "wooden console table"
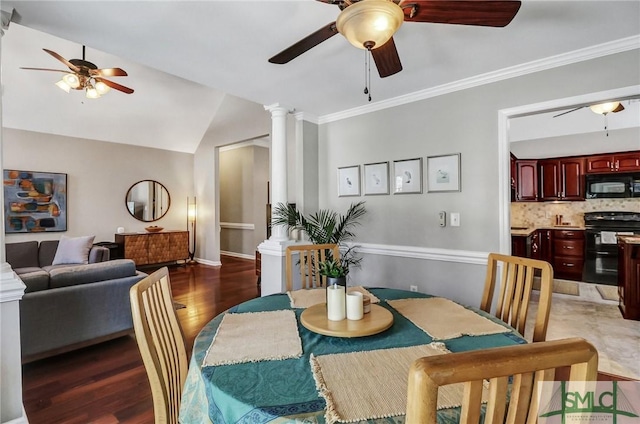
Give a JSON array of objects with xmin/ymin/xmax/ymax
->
[{"xmin": 115, "ymin": 231, "xmax": 189, "ymax": 266}]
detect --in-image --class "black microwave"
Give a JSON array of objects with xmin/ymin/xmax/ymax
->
[{"xmin": 585, "ymin": 172, "xmax": 640, "ymax": 199}]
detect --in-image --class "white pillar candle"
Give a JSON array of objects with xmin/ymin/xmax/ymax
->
[
  {"xmin": 346, "ymin": 291, "xmax": 364, "ymax": 320},
  {"xmin": 327, "ymin": 284, "xmax": 346, "ymax": 321}
]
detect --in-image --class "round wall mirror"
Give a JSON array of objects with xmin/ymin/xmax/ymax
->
[{"xmin": 125, "ymin": 180, "xmax": 171, "ymax": 222}]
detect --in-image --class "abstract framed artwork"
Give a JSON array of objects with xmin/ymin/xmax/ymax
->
[
  {"xmin": 4, "ymin": 169, "xmax": 67, "ymax": 233},
  {"xmin": 427, "ymin": 153, "xmax": 461, "ymax": 192},
  {"xmin": 393, "ymin": 158, "xmax": 423, "ymax": 194},
  {"xmin": 337, "ymin": 165, "xmax": 361, "ymax": 197},
  {"xmin": 363, "ymin": 161, "xmax": 389, "ymax": 195}
]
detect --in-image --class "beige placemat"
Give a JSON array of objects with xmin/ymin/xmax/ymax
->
[
  {"xmin": 310, "ymin": 343, "xmax": 484, "ymax": 424},
  {"xmin": 388, "ymin": 297, "xmax": 510, "ymax": 340},
  {"xmin": 202, "ymin": 310, "xmax": 302, "ymax": 366},
  {"xmin": 288, "ymin": 286, "xmax": 380, "ymax": 309}
]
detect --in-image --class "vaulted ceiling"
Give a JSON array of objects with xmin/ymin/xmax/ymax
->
[{"xmin": 2, "ymin": 1, "xmax": 639, "ymax": 153}]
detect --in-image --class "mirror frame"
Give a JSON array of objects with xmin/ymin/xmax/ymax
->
[{"xmin": 125, "ymin": 179, "xmax": 171, "ymax": 222}]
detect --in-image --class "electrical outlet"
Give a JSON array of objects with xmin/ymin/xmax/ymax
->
[
  {"xmin": 450, "ymin": 212, "xmax": 460, "ymax": 227},
  {"xmin": 438, "ymin": 211, "xmax": 446, "ymax": 227},
  {"xmin": 410, "ymin": 285, "xmax": 418, "ymax": 292}
]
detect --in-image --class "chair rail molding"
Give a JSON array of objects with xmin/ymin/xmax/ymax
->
[
  {"xmin": 220, "ymin": 222, "xmax": 255, "ymax": 231},
  {"xmin": 346, "ymin": 242, "xmax": 489, "ymax": 265}
]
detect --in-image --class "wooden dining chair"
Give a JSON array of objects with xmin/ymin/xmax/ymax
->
[
  {"xmin": 480, "ymin": 253, "xmax": 553, "ymax": 342},
  {"xmin": 130, "ymin": 267, "xmax": 188, "ymax": 424},
  {"xmin": 406, "ymin": 337, "xmax": 598, "ymax": 424},
  {"xmin": 285, "ymin": 243, "xmax": 340, "ymax": 291}
]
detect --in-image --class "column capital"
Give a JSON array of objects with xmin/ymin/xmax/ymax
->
[{"xmin": 264, "ymin": 103, "xmax": 294, "ymax": 116}]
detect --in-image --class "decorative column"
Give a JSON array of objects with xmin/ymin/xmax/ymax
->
[
  {"xmin": 0, "ymin": 8, "xmax": 28, "ymax": 424},
  {"xmin": 258, "ymin": 104, "xmax": 292, "ymax": 296}
]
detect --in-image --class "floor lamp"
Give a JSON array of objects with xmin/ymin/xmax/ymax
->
[{"xmin": 187, "ymin": 197, "xmax": 197, "ymax": 263}]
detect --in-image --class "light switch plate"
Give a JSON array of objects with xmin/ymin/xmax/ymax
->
[
  {"xmin": 439, "ymin": 211, "xmax": 446, "ymax": 227},
  {"xmin": 451, "ymin": 212, "xmax": 460, "ymax": 227}
]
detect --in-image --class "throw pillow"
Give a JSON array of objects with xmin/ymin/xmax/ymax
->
[{"xmin": 52, "ymin": 235, "xmax": 96, "ymax": 265}]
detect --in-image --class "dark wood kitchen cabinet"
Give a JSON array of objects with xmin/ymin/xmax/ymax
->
[
  {"xmin": 537, "ymin": 229, "xmax": 554, "ymax": 263},
  {"xmin": 515, "ymin": 160, "xmax": 538, "ymax": 201},
  {"xmin": 539, "ymin": 158, "xmax": 585, "ymax": 201},
  {"xmin": 618, "ymin": 237, "xmax": 640, "ymax": 320},
  {"xmin": 553, "ymin": 229, "xmax": 584, "ymax": 281},
  {"xmin": 586, "ymin": 151, "xmax": 640, "ymax": 173}
]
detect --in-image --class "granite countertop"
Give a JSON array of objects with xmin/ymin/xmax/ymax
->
[{"xmin": 511, "ymin": 225, "xmax": 585, "ymax": 236}]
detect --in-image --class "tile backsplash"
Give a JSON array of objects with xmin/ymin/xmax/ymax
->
[{"xmin": 511, "ymin": 199, "xmax": 640, "ymax": 228}]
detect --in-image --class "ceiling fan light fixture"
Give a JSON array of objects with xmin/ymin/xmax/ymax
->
[
  {"xmin": 55, "ymin": 79, "xmax": 71, "ymax": 93},
  {"xmin": 589, "ymin": 101, "xmax": 620, "ymax": 115},
  {"xmin": 62, "ymin": 73, "xmax": 80, "ymax": 89},
  {"xmin": 85, "ymin": 86, "xmax": 100, "ymax": 99},
  {"xmin": 95, "ymin": 80, "xmax": 111, "ymax": 95},
  {"xmin": 336, "ymin": 0, "xmax": 404, "ymax": 50}
]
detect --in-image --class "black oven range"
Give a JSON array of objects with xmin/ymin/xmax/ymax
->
[{"xmin": 583, "ymin": 211, "xmax": 640, "ymax": 286}]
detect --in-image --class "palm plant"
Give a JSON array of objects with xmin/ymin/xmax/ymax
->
[{"xmin": 271, "ymin": 201, "xmax": 366, "ymax": 273}]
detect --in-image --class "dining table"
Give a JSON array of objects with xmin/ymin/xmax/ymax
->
[{"xmin": 178, "ymin": 287, "xmax": 526, "ymax": 424}]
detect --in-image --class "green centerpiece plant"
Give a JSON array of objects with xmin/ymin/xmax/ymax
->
[{"xmin": 272, "ymin": 201, "xmax": 366, "ymax": 280}]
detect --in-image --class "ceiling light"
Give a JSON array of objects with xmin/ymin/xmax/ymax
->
[
  {"xmin": 589, "ymin": 102, "xmax": 620, "ymax": 115},
  {"xmin": 85, "ymin": 86, "xmax": 100, "ymax": 99},
  {"xmin": 95, "ymin": 80, "xmax": 111, "ymax": 95},
  {"xmin": 55, "ymin": 80, "xmax": 71, "ymax": 93},
  {"xmin": 336, "ymin": 0, "xmax": 404, "ymax": 50},
  {"xmin": 62, "ymin": 73, "xmax": 80, "ymax": 89}
]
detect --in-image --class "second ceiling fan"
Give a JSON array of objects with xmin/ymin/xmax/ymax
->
[{"xmin": 269, "ymin": 0, "xmax": 522, "ymax": 78}]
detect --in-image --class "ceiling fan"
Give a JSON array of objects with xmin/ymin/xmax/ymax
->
[
  {"xmin": 21, "ymin": 46, "xmax": 134, "ymax": 98},
  {"xmin": 553, "ymin": 102, "xmax": 625, "ymax": 118},
  {"xmin": 269, "ymin": 0, "xmax": 522, "ymax": 78}
]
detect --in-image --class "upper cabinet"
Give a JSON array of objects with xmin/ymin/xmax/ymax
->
[
  {"xmin": 586, "ymin": 152, "xmax": 640, "ymax": 173},
  {"xmin": 515, "ymin": 160, "xmax": 538, "ymax": 201},
  {"xmin": 539, "ymin": 158, "xmax": 585, "ymax": 201}
]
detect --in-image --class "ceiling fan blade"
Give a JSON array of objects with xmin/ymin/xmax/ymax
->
[
  {"xmin": 612, "ymin": 103, "xmax": 625, "ymax": 113},
  {"xmin": 96, "ymin": 77, "xmax": 134, "ymax": 94},
  {"xmin": 269, "ymin": 22, "xmax": 338, "ymax": 64},
  {"xmin": 553, "ymin": 106, "xmax": 584, "ymax": 118},
  {"xmin": 43, "ymin": 48, "xmax": 80, "ymax": 72},
  {"xmin": 371, "ymin": 37, "xmax": 403, "ymax": 78},
  {"xmin": 401, "ymin": 0, "xmax": 521, "ymax": 27},
  {"xmin": 20, "ymin": 67, "xmax": 73, "ymax": 74},
  {"xmin": 91, "ymin": 67, "xmax": 128, "ymax": 77}
]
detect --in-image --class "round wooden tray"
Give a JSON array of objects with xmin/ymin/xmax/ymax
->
[{"xmin": 300, "ymin": 303, "xmax": 394, "ymax": 338}]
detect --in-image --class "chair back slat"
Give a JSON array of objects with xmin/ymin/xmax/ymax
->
[
  {"xmin": 406, "ymin": 338, "xmax": 598, "ymax": 424},
  {"xmin": 481, "ymin": 253, "xmax": 553, "ymax": 342},
  {"xmin": 285, "ymin": 244, "xmax": 340, "ymax": 291},
  {"xmin": 130, "ymin": 267, "xmax": 188, "ymax": 424}
]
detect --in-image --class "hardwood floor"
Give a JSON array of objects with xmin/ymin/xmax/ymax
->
[{"xmin": 22, "ymin": 256, "xmax": 259, "ymax": 424}]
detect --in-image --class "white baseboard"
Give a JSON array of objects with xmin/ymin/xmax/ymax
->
[
  {"xmin": 4, "ymin": 407, "xmax": 28, "ymax": 424},
  {"xmin": 195, "ymin": 258, "xmax": 222, "ymax": 267},
  {"xmin": 220, "ymin": 251, "xmax": 255, "ymax": 261}
]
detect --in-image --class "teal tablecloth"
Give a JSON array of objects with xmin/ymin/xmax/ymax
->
[{"xmin": 179, "ymin": 288, "xmax": 525, "ymax": 423}]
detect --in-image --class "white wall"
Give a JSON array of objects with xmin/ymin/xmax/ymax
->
[
  {"xmin": 318, "ymin": 49, "xmax": 640, "ymax": 307},
  {"xmin": 3, "ymin": 128, "xmax": 193, "ymax": 243},
  {"xmin": 193, "ymin": 94, "xmax": 271, "ymax": 265}
]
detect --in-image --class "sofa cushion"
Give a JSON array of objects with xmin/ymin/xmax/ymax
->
[
  {"xmin": 14, "ymin": 268, "xmax": 50, "ymax": 293},
  {"xmin": 6, "ymin": 241, "xmax": 39, "ymax": 268},
  {"xmin": 52, "ymin": 235, "xmax": 96, "ymax": 265},
  {"xmin": 38, "ymin": 240, "xmax": 59, "ymax": 267},
  {"xmin": 48, "ymin": 259, "xmax": 138, "ymax": 289}
]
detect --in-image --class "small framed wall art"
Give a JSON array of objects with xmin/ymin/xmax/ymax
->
[
  {"xmin": 393, "ymin": 158, "xmax": 423, "ymax": 194},
  {"xmin": 337, "ymin": 165, "xmax": 361, "ymax": 197},
  {"xmin": 363, "ymin": 161, "xmax": 389, "ymax": 195},
  {"xmin": 427, "ymin": 153, "xmax": 461, "ymax": 192}
]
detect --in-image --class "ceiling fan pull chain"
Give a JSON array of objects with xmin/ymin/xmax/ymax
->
[{"xmin": 363, "ymin": 48, "xmax": 372, "ymax": 102}]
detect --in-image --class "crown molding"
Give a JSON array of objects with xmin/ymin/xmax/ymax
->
[
  {"xmin": 318, "ymin": 35, "xmax": 640, "ymax": 124},
  {"xmin": 294, "ymin": 111, "xmax": 319, "ymax": 125},
  {"xmin": 218, "ymin": 135, "xmax": 270, "ymax": 152}
]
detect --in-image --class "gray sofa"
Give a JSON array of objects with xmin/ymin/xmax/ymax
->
[{"xmin": 6, "ymin": 240, "xmax": 147, "ymax": 362}]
